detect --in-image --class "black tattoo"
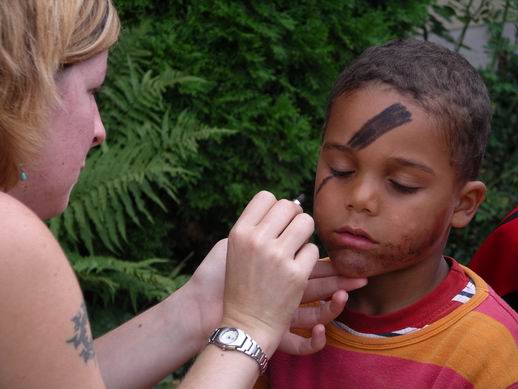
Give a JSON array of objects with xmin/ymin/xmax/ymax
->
[
  {"xmin": 66, "ymin": 302, "xmax": 95, "ymax": 364},
  {"xmin": 347, "ymin": 103, "xmax": 412, "ymax": 150}
]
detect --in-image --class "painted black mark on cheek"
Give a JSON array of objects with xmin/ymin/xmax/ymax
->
[
  {"xmin": 347, "ymin": 103, "xmax": 412, "ymax": 150},
  {"xmin": 316, "ymin": 174, "xmax": 334, "ymax": 195}
]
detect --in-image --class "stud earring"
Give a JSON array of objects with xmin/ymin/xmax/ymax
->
[{"xmin": 19, "ymin": 164, "xmax": 28, "ymax": 182}]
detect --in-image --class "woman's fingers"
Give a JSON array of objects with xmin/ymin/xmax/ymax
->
[
  {"xmin": 292, "ymin": 290, "xmax": 348, "ymax": 328},
  {"xmin": 292, "ymin": 242, "xmax": 320, "ymax": 280},
  {"xmin": 254, "ymin": 198, "xmax": 303, "ymax": 240},
  {"xmin": 302, "ymin": 276, "xmax": 367, "ymax": 303},
  {"xmin": 232, "ymin": 191, "xmax": 277, "ymax": 228},
  {"xmin": 308, "ymin": 260, "xmax": 340, "ymax": 278},
  {"xmin": 278, "ymin": 325, "xmax": 326, "ymax": 356},
  {"xmin": 277, "ymin": 212, "xmax": 315, "ymax": 257}
]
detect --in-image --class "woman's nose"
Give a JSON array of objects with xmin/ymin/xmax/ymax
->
[{"xmin": 91, "ymin": 104, "xmax": 106, "ymax": 148}]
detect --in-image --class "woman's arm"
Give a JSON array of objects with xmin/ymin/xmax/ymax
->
[
  {"xmin": 95, "ymin": 243, "xmax": 364, "ymax": 389},
  {"xmin": 0, "ymin": 193, "xmax": 106, "ymax": 388},
  {"xmin": 95, "ymin": 238, "xmax": 238, "ymax": 388},
  {"xmin": 95, "ymin": 193, "xmax": 367, "ymax": 389}
]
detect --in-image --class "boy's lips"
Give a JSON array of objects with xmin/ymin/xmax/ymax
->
[{"xmin": 333, "ymin": 226, "xmax": 378, "ymax": 250}]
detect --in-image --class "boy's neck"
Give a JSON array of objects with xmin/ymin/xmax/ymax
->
[{"xmin": 343, "ymin": 255, "xmax": 449, "ymax": 316}]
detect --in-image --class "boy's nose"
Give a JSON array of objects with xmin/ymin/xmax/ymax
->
[{"xmin": 345, "ymin": 178, "xmax": 379, "ymax": 215}]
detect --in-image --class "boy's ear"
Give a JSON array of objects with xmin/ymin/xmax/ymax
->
[{"xmin": 451, "ymin": 181, "xmax": 486, "ymax": 228}]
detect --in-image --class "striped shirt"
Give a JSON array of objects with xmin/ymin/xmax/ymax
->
[
  {"xmin": 256, "ymin": 261, "xmax": 518, "ymax": 389},
  {"xmin": 333, "ymin": 277, "xmax": 477, "ymax": 338}
]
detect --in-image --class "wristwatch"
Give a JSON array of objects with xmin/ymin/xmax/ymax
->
[{"xmin": 208, "ymin": 327, "xmax": 269, "ymax": 375}]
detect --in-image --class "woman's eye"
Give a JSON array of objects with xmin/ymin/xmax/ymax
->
[
  {"xmin": 330, "ymin": 168, "xmax": 354, "ymax": 177},
  {"xmin": 390, "ymin": 180, "xmax": 420, "ymax": 194}
]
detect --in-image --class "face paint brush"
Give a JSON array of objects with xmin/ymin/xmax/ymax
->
[{"xmin": 293, "ymin": 193, "xmax": 306, "ymax": 208}]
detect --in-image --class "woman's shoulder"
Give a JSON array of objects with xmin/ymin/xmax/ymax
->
[
  {"xmin": 0, "ymin": 191, "xmax": 44, "ymax": 229},
  {"xmin": 0, "ymin": 193, "xmax": 105, "ymax": 387},
  {"xmin": 0, "ymin": 190, "xmax": 76, "ymax": 285},
  {"xmin": 0, "ymin": 192, "xmax": 63, "ymax": 264},
  {"xmin": 0, "ymin": 191, "xmax": 75, "ymax": 295}
]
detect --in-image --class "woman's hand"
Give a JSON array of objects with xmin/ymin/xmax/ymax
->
[
  {"xmin": 184, "ymin": 191, "xmax": 366, "ymax": 355},
  {"xmin": 221, "ymin": 190, "xmax": 318, "ymax": 354}
]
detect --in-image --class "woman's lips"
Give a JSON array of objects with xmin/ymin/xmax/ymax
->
[{"xmin": 333, "ymin": 227, "xmax": 378, "ymax": 250}]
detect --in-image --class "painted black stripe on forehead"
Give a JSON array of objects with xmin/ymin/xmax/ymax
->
[{"xmin": 347, "ymin": 103, "xmax": 412, "ymax": 150}]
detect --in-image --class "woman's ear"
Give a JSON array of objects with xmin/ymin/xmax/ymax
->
[{"xmin": 451, "ymin": 181, "xmax": 486, "ymax": 228}]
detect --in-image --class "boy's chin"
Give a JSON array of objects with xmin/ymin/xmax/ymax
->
[{"xmin": 328, "ymin": 252, "xmax": 384, "ymax": 278}]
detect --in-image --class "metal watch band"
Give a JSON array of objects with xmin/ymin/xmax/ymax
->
[{"xmin": 208, "ymin": 327, "xmax": 269, "ymax": 375}]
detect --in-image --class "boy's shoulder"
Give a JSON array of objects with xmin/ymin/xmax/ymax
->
[{"xmin": 464, "ymin": 265, "xmax": 518, "ymax": 341}]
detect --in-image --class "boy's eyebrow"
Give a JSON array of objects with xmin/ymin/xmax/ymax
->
[{"xmin": 390, "ymin": 157, "xmax": 436, "ymax": 175}]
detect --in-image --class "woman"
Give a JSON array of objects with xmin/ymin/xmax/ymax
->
[{"xmin": 0, "ymin": 1, "xmax": 365, "ymax": 388}]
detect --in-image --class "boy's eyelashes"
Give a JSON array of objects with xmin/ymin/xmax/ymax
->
[
  {"xmin": 389, "ymin": 179, "xmax": 420, "ymax": 194},
  {"xmin": 330, "ymin": 167, "xmax": 354, "ymax": 177},
  {"xmin": 328, "ymin": 167, "xmax": 421, "ymax": 194}
]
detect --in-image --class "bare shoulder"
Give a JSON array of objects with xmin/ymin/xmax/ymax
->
[
  {"xmin": 0, "ymin": 193, "xmax": 105, "ymax": 388},
  {"xmin": 0, "ymin": 191, "xmax": 60, "ymax": 254},
  {"xmin": 0, "ymin": 192, "xmax": 72, "ymax": 290}
]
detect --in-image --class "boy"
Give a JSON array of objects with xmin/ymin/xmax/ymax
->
[{"xmin": 258, "ymin": 39, "xmax": 518, "ymax": 388}]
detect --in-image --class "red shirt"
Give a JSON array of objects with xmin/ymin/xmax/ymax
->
[{"xmin": 469, "ymin": 206, "xmax": 518, "ymax": 297}]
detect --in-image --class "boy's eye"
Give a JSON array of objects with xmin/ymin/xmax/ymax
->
[
  {"xmin": 330, "ymin": 168, "xmax": 354, "ymax": 177},
  {"xmin": 390, "ymin": 179, "xmax": 420, "ymax": 194}
]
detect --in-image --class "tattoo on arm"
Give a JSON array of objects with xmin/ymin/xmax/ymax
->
[{"xmin": 66, "ymin": 302, "xmax": 96, "ymax": 364}]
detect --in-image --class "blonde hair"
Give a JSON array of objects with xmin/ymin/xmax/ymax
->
[{"xmin": 0, "ymin": 0, "xmax": 120, "ymax": 190}]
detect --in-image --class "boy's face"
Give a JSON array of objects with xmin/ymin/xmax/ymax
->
[{"xmin": 314, "ymin": 85, "xmax": 460, "ymax": 278}]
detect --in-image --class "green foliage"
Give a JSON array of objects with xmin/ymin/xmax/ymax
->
[
  {"xmin": 70, "ymin": 254, "xmax": 188, "ymax": 310},
  {"xmin": 438, "ymin": 0, "xmax": 518, "ymax": 261},
  {"xmin": 426, "ymin": 0, "xmax": 495, "ymax": 50},
  {"xmin": 110, "ymin": 1, "xmax": 433, "ymax": 263}
]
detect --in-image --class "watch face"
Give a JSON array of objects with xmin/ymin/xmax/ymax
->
[{"xmin": 219, "ymin": 328, "xmax": 239, "ymax": 344}]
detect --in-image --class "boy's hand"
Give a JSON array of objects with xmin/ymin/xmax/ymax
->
[{"xmin": 279, "ymin": 261, "xmax": 367, "ymax": 355}]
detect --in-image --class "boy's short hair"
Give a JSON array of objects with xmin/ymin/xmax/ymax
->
[{"xmin": 326, "ymin": 39, "xmax": 492, "ymax": 182}]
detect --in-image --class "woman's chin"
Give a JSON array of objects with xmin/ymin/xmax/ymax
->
[
  {"xmin": 32, "ymin": 190, "xmax": 72, "ymax": 220},
  {"xmin": 34, "ymin": 199, "xmax": 69, "ymax": 220}
]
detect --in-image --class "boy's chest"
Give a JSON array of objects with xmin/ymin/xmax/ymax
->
[{"xmin": 262, "ymin": 346, "xmax": 473, "ymax": 389}]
